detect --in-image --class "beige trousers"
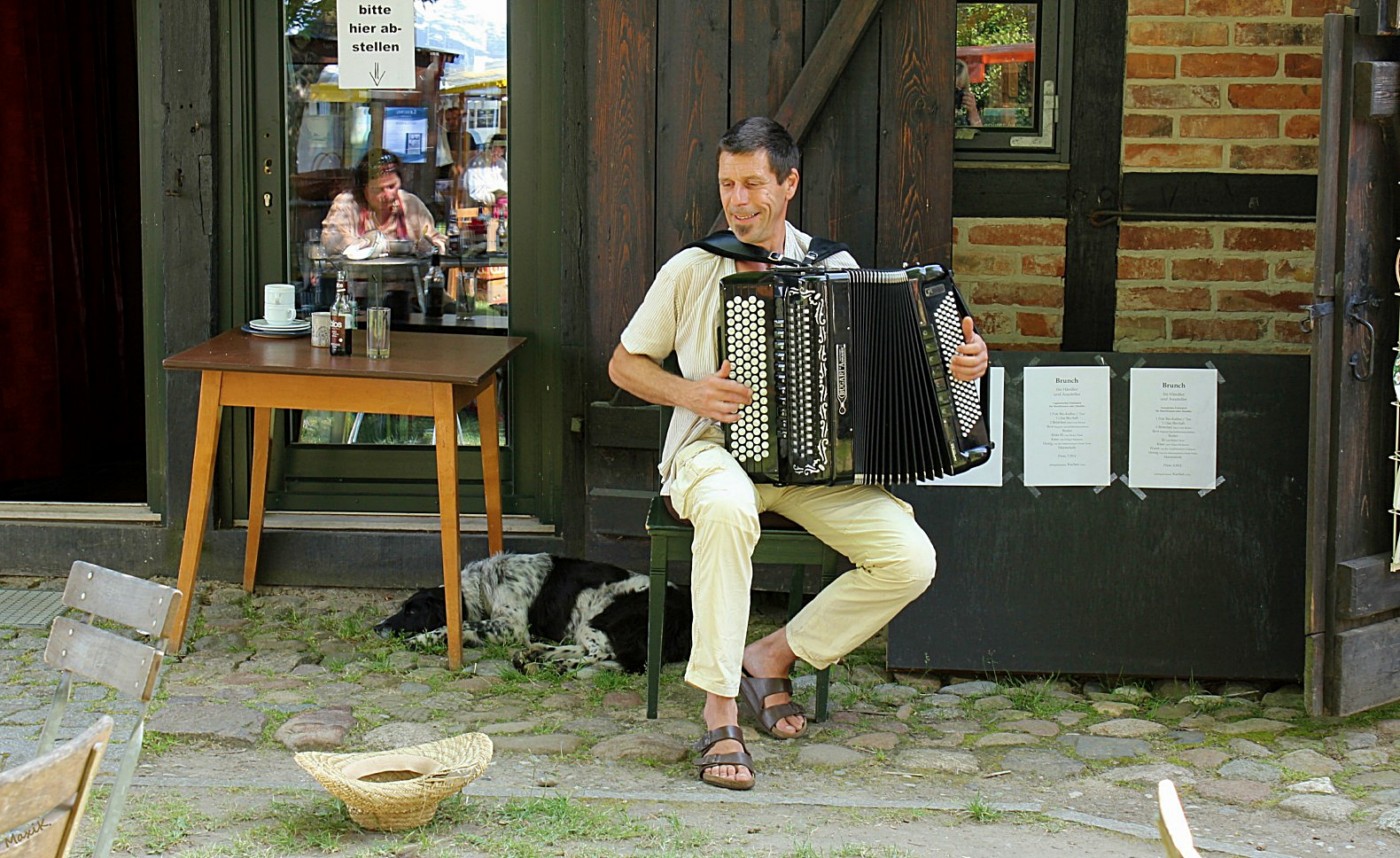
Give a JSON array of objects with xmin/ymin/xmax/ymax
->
[{"xmin": 669, "ymin": 440, "xmax": 936, "ymax": 698}]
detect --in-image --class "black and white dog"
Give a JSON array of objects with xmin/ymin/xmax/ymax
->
[{"xmin": 374, "ymin": 553, "xmax": 692, "ymax": 673}]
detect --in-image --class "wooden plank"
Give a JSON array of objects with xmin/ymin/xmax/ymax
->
[
  {"xmin": 45, "ymin": 618, "xmax": 164, "ymax": 701},
  {"xmin": 585, "ymin": 0, "xmax": 656, "ymax": 374},
  {"xmin": 1061, "ymin": 0, "xmax": 1127, "ymax": 351},
  {"xmin": 1120, "ymin": 173, "xmax": 1317, "ymax": 220},
  {"xmin": 656, "ymin": 2, "xmax": 729, "ymax": 258},
  {"xmin": 800, "ymin": 0, "xmax": 881, "ymax": 264},
  {"xmin": 1355, "ymin": 60, "xmax": 1400, "ymax": 119},
  {"xmin": 588, "ymin": 488, "xmax": 654, "ymax": 537},
  {"xmin": 587, "ymin": 402, "xmax": 664, "ymax": 449},
  {"xmin": 1335, "ymin": 553, "xmax": 1400, "ymax": 619},
  {"xmin": 877, "ymin": 0, "xmax": 951, "ymax": 266},
  {"xmin": 730, "ymin": 1, "xmax": 804, "ymax": 118},
  {"xmin": 63, "ymin": 560, "xmax": 183, "ymax": 638},
  {"xmin": 1329, "ymin": 614, "xmax": 1400, "ymax": 715},
  {"xmin": 0, "ymin": 715, "xmax": 111, "ymax": 855},
  {"xmin": 955, "ymin": 166, "xmax": 1068, "ymax": 219}
]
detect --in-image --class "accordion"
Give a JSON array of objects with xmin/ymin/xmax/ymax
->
[{"xmin": 719, "ymin": 264, "xmax": 992, "ymax": 486}]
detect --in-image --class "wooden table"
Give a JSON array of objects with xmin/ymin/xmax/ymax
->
[{"xmin": 163, "ymin": 328, "xmax": 526, "ymax": 669}]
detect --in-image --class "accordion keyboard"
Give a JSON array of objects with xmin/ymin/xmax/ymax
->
[
  {"xmin": 930, "ymin": 293, "xmax": 983, "ymax": 440},
  {"xmin": 723, "ymin": 294, "xmax": 771, "ymax": 465}
]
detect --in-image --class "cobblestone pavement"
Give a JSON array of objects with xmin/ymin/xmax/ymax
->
[{"xmin": 2, "ymin": 574, "xmax": 1399, "ymax": 857}]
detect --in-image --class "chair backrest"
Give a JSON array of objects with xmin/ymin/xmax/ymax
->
[
  {"xmin": 44, "ymin": 561, "xmax": 184, "ymax": 703},
  {"xmin": 0, "ymin": 715, "xmax": 113, "ymax": 858},
  {"xmin": 1156, "ymin": 779, "xmax": 1202, "ymax": 858}
]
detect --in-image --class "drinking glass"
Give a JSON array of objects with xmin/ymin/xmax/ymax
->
[{"xmin": 366, "ymin": 307, "xmax": 391, "ymax": 359}]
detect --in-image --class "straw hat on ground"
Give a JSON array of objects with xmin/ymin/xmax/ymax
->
[{"xmin": 295, "ymin": 732, "xmax": 493, "ymax": 831}]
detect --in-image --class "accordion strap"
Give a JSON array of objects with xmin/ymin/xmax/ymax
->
[{"xmin": 684, "ymin": 230, "xmax": 850, "ymax": 267}]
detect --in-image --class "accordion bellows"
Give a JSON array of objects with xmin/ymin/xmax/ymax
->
[{"xmin": 720, "ymin": 264, "xmax": 993, "ymax": 485}]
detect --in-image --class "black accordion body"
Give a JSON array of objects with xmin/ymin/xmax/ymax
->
[{"xmin": 719, "ymin": 264, "xmax": 992, "ymax": 486}]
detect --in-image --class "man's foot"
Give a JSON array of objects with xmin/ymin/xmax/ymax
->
[
  {"xmin": 698, "ymin": 696, "xmax": 754, "ymax": 788},
  {"xmin": 741, "ymin": 631, "xmax": 806, "ymax": 739}
]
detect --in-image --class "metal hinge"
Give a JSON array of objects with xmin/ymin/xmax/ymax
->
[
  {"xmin": 1299, "ymin": 300, "xmax": 1333, "ymax": 333},
  {"xmin": 1010, "ymin": 80, "xmax": 1059, "ymax": 148}
]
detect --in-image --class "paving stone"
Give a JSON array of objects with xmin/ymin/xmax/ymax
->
[
  {"xmin": 848, "ymin": 732, "xmax": 901, "ymax": 751},
  {"xmin": 1277, "ymin": 794, "xmax": 1358, "ymax": 822},
  {"xmin": 1260, "ymin": 707, "xmax": 1301, "ymax": 721},
  {"xmin": 1001, "ymin": 719, "xmax": 1059, "ymax": 738},
  {"xmin": 1179, "ymin": 748, "xmax": 1230, "ymax": 769},
  {"xmin": 489, "ymin": 734, "xmax": 586, "ymax": 755},
  {"xmin": 1287, "ymin": 777, "xmax": 1338, "ymax": 794},
  {"xmin": 362, "ymin": 722, "xmax": 441, "ymax": 750},
  {"xmin": 1346, "ymin": 748, "xmax": 1389, "ymax": 767},
  {"xmin": 974, "ymin": 732, "xmax": 1037, "ymax": 748},
  {"xmin": 601, "ymin": 690, "xmax": 643, "ymax": 709},
  {"xmin": 1177, "ymin": 713, "xmax": 1217, "ymax": 730},
  {"xmin": 590, "ymin": 732, "xmax": 688, "ymax": 763},
  {"xmin": 479, "ymin": 720, "xmax": 538, "ymax": 735},
  {"xmin": 1195, "ymin": 778, "xmax": 1273, "ymax": 805},
  {"xmin": 1085, "ymin": 718, "xmax": 1164, "ymax": 739},
  {"xmin": 1227, "ymin": 738, "xmax": 1272, "ymax": 758},
  {"xmin": 1377, "ymin": 808, "xmax": 1400, "ymax": 835},
  {"xmin": 1261, "ymin": 685, "xmax": 1305, "ymax": 709},
  {"xmin": 938, "ymin": 680, "xmax": 999, "ymax": 697},
  {"xmin": 274, "ymin": 704, "xmax": 356, "ymax": 751},
  {"xmin": 1351, "ymin": 770, "xmax": 1400, "ymax": 789},
  {"xmin": 1054, "ymin": 711, "xmax": 1087, "ymax": 727},
  {"xmin": 1152, "ymin": 703, "xmax": 1196, "ymax": 720},
  {"xmin": 870, "ymin": 683, "xmax": 921, "ymax": 705},
  {"xmin": 1374, "ymin": 719, "xmax": 1400, "ymax": 738},
  {"xmin": 1068, "ymin": 735, "xmax": 1151, "ymax": 760},
  {"xmin": 1218, "ymin": 759, "xmax": 1281, "ymax": 783},
  {"xmin": 1100, "ymin": 763, "xmax": 1194, "ymax": 785},
  {"xmin": 1279, "ymin": 748, "xmax": 1342, "ymax": 776},
  {"xmin": 1214, "ymin": 718, "xmax": 1291, "ymax": 735},
  {"xmin": 1343, "ymin": 730, "xmax": 1379, "ymax": 750},
  {"xmin": 1090, "ymin": 701, "xmax": 1139, "ymax": 718},
  {"xmin": 998, "ymin": 748, "xmax": 1085, "ymax": 779},
  {"xmin": 798, "ymin": 744, "xmax": 867, "ymax": 767},
  {"xmin": 147, "ymin": 702, "xmax": 266, "ymax": 746},
  {"xmin": 971, "ymin": 695, "xmax": 1013, "ymax": 711},
  {"xmin": 894, "ymin": 748, "xmax": 979, "ymax": 774},
  {"xmin": 1152, "ymin": 679, "xmax": 1200, "ymax": 700}
]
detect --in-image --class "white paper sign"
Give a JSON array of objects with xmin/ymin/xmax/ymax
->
[
  {"xmin": 921, "ymin": 367, "xmax": 1005, "ymax": 487},
  {"xmin": 1128, "ymin": 367, "xmax": 1218, "ymax": 490},
  {"xmin": 337, "ymin": 1, "xmax": 416, "ymax": 90},
  {"xmin": 1023, "ymin": 366, "xmax": 1112, "ymax": 487}
]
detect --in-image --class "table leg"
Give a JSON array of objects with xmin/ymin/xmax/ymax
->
[
  {"xmin": 477, "ymin": 375, "xmax": 503, "ymax": 555},
  {"xmin": 433, "ymin": 384, "xmax": 463, "ymax": 671},
  {"xmin": 244, "ymin": 406, "xmax": 273, "ymax": 593},
  {"xmin": 171, "ymin": 370, "xmax": 224, "ymax": 650}
]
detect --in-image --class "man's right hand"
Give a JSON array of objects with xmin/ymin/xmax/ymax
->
[{"xmin": 689, "ymin": 360, "xmax": 753, "ymax": 424}]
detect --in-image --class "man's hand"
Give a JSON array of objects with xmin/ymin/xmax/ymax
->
[
  {"xmin": 688, "ymin": 360, "xmax": 752, "ymax": 424},
  {"xmin": 950, "ymin": 317, "xmax": 989, "ymax": 382}
]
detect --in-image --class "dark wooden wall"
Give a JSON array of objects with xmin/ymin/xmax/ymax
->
[{"xmin": 580, "ymin": 0, "xmax": 955, "ymax": 560}]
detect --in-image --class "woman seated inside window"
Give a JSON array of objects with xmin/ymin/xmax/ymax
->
[{"xmin": 321, "ymin": 149, "xmax": 447, "ymax": 259}]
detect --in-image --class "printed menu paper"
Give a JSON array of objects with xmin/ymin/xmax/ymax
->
[
  {"xmin": 1128, "ymin": 367, "xmax": 1218, "ymax": 490},
  {"xmin": 1023, "ymin": 366, "xmax": 1112, "ymax": 487}
]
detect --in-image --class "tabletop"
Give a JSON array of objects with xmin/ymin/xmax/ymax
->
[{"xmin": 163, "ymin": 329, "xmax": 526, "ymax": 386}]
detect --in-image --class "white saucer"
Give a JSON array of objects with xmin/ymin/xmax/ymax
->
[{"xmin": 250, "ymin": 317, "xmax": 309, "ymax": 330}]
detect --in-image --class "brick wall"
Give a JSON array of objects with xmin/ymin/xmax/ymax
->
[{"xmin": 953, "ymin": 0, "xmax": 1347, "ymax": 355}]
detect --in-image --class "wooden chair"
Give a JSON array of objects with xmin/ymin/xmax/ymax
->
[
  {"xmin": 645, "ymin": 495, "xmax": 844, "ymax": 719},
  {"xmin": 0, "ymin": 715, "xmax": 113, "ymax": 858},
  {"xmin": 36, "ymin": 562, "xmax": 183, "ymax": 858},
  {"xmin": 1157, "ymin": 779, "xmax": 1203, "ymax": 858}
]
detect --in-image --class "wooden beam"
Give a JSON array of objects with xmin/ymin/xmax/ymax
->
[
  {"xmin": 773, "ymin": 0, "xmax": 883, "ymax": 144},
  {"xmin": 1355, "ymin": 60, "xmax": 1400, "ymax": 119}
]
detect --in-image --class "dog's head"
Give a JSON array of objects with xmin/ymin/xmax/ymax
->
[{"xmin": 374, "ymin": 587, "xmax": 450, "ymax": 638}]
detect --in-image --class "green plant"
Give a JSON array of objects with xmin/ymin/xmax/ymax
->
[{"xmin": 961, "ymin": 795, "xmax": 1004, "ymax": 823}]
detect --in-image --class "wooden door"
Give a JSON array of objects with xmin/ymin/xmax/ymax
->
[{"xmin": 1305, "ymin": 11, "xmax": 1400, "ymax": 716}]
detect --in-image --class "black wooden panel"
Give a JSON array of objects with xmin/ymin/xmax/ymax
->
[
  {"xmin": 1333, "ymin": 616, "xmax": 1400, "ymax": 714},
  {"xmin": 1335, "ymin": 553, "xmax": 1400, "ymax": 619},
  {"xmin": 587, "ymin": 401, "xmax": 664, "ymax": 450},
  {"xmin": 588, "ymin": 488, "xmax": 654, "ymax": 538},
  {"xmin": 730, "ymin": 1, "xmax": 803, "ymax": 119},
  {"xmin": 877, "ymin": 0, "xmax": 953, "ymax": 266},
  {"xmin": 800, "ymin": 0, "xmax": 881, "ymax": 265},
  {"xmin": 954, "ymin": 166, "xmax": 1068, "ymax": 219},
  {"xmin": 1062, "ymin": 0, "xmax": 1127, "ymax": 352},
  {"xmin": 1121, "ymin": 173, "xmax": 1318, "ymax": 220},
  {"xmin": 656, "ymin": 2, "xmax": 729, "ymax": 260},
  {"xmin": 889, "ymin": 352, "xmax": 1307, "ymax": 681}
]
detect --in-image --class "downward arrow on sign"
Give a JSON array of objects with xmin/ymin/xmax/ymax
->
[{"xmin": 370, "ymin": 62, "xmax": 385, "ymax": 86}]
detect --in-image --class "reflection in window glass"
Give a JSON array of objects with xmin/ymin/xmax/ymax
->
[
  {"xmin": 284, "ymin": 0, "xmax": 509, "ymax": 447},
  {"xmin": 956, "ymin": 3, "xmax": 1037, "ymax": 130}
]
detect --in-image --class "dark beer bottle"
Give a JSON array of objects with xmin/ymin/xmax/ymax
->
[{"xmin": 329, "ymin": 271, "xmax": 355, "ymax": 356}]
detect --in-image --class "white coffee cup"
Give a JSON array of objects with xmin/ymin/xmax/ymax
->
[{"xmin": 264, "ymin": 283, "xmax": 297, "ymax": 324}]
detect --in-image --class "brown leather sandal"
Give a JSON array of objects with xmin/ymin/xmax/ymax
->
[
  {"xmin": 694, "ymin": 725, "xmax": 755, "ymax": 790},
  {"xmin": 738, "ymin": 669, "xmax": 808, "ymax": 739}
]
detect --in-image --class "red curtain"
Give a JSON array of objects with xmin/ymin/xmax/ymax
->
[{"xmin": 0, "ymin": 0, "xmax": 144, "ymax": 498}]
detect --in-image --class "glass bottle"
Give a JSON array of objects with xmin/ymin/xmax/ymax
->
[
  {"xmin": 423, "ymin": 252, "xmax": 446, "ymax": 318},
  {"xmin": 329, "ymin": 270, "xmax": 355, "ymax": 356}
]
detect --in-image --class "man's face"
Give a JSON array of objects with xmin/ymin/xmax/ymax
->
[
  {"xmin": 366, "ymin": 170, "xmax": 402, "ymax": 216},
  {"xmin": 718, "ymin": 150, "xmax": 797, "ymax": 253}
]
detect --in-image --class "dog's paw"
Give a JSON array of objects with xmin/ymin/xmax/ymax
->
[{"xmin": 407, "ymin": 628, "xmax": 448, "ymax": 651}]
